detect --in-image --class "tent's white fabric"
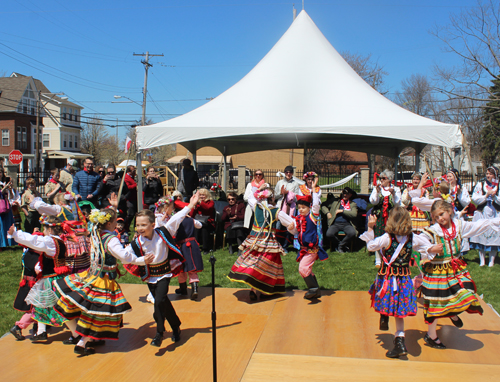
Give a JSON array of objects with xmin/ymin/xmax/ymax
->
[{"xmin": 136, "ymin": 10, "xmax": 462, "ymax": 157}]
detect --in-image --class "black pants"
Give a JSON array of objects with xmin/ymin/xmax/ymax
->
[
  {"xmin": 147, "ymin": 277, "xmax": 181, "ymax": 334},
  {"xmin": 226, "ymin": 225, "xmax": 246, "ymax": 246},
  {"xmin": 195, "ymin": 225, "xmax": 214, "ymax": 252},
  {"xmin": 325, "ymin": 221, "xmax": 357, "ymax": 250}
]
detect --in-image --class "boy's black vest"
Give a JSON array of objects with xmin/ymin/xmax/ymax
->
[{"xmin": 126, "ymin": 226, "xmax": 184, "ymax": 282}]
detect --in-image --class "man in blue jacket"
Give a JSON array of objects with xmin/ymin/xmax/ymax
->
[{"xmin": 72, "ymin": 157, "xmax": 102, "ymax": 204}]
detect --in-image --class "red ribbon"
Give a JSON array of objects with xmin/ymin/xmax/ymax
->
[
  {"xmin": 373, "ymin": 172, "xmax": 380, "ymax": 186},
  {"xmin": 382, "ymin": 196, "xmax": 390, "ymax": 225}
]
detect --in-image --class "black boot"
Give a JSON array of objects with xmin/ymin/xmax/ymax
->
[
  {"xmin": 386, "ymin": 336, "xmax": 408, "ymax": 358},
  {"xmin": 151, "ymin": 332, "xmax": 163, "ymax": 347},
  {"xmin": 303, "ymin": 275, "xmax": 320, "ymax": 299},
  {"xmin": 175, "ymin": 282, "xmax": 188, "ymax": 296},
  {"xmin": 379, "ymin": 314, "xmax": 389, "ymax": 331},
  {"xmin": 228, "ymin": 244, "xmax": 234, "ymax": 255},
  {"xmin": 190, "ymin": 282, "xmax": 199, "ymax": 300}
]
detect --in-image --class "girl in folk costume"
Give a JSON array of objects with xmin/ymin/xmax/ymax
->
[
  {"xmin": 7, "ymin": 216, "xmax": 72, "ymax": 342},
  {"xmin": 160, "ymin": 196, "xmax": 204, "ymax": 301},
  {"xmin": 243, "ymin": 169, "xmax": 269, "ymax": 229},
  {"xmin": 419, "ymin": 200, "xmax": 500, "ymax": 349},
  {"xmin": 401, "ymin": 173, "xmax": 431, "ymax": 233},
  {"xmin": 124, "ymin": 194, "xmax": 199, "ymax": 348},
  {"xmin": 9, "ymin": 235, "xmax": 45, "ymax": 341},
  {"xmin": 447, "ymin": 168, "xmax": 471, "ymax": 213},
  {"xmin": 280, "ymin": 177, "xmax": 328, "ymax": 300},
  {"xmin": 53, "ymin": 207, "xmax": 153, "ymax": 356},
  {"xmin": 228, "ymin": 187, "xmax": 286, "ymax": 300},
  {"xmin": 469, "ymin": 166, "xmax": 500, "ymax": 267},
  {"xmin": 28, "ymin": 192, "xmax": 90, "ymax": 274},
  {"xmin": 360, "ymin": 207, "xmax": 442, "ymax": 358}
]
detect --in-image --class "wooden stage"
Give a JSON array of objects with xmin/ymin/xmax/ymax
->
[{"xmin": 1, "ymin": 285, "xmax": 500, "ymax": 381}]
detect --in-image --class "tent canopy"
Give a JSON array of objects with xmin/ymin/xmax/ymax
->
[{"xmin": 137, "ymin": 11, "xmax": 462, "ymax": 157}]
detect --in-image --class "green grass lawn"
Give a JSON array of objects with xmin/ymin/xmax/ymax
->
[{"xmin": 1, "ymin": 246, "xmax": 499, "ymax": 336}]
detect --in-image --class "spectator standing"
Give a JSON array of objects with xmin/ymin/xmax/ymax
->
[
  {"xmin": 100, "ymin": 164, "xmax": 128, "ymax": 213},
  {"xmin": 143, "ymin": 166, "xmax": 164, "ymax": 211},
  {"xmin": 72, "ymin": 157, "xmax": 102, "ymax": 204},
  {"xmin": 177, "ymin": 159, "xmax": 199, "ymax": 202},
  {"xmin": 21, "ymin": 178, "xmax": 41, "ymax": 233},
  {"xmin": 274, "ymin": 165, "xmax": 301, "ymax": 248},
  {"xmin": 124, "ymin": 165, "xmax": 138, "ymax": 231},
  {"xmin": 45, "ymin": 168, "xmax": 66, "ymax": 204},
  {"xmin": 323, "ymin": 187, "xmax": 358, "ymax": 253},
  {"xmin": 190, "ymin": 188, "xmax": 215, "ymax": 254},
  {"xmin": 59, "ymin": 159, "xmax": 77, "ymax": 191}
]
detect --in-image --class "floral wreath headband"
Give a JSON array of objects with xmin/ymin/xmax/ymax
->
[
  {"xmin": 155, "ymin": 197, "xmax": 174, "ymax": 210},
  {"xmin": 89, "ymin": 209, "xmax": 113, "ymax": 225},
  {"xmin": 303, "ymin": 171, "xmax": 318, "ymax": 180},
  {"xmin": 39, "ymin": 215, "xmax": 61, "ymax": 227},
  {"xmin": 254, "ymin": 189, "xmax": 273, "ymax": 200}
]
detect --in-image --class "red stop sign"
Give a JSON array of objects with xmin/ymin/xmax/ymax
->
[{"xmin": 9, "ymin": 150, "xmax": 23, "ymax": 165}]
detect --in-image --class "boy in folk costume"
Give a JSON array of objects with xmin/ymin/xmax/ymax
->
[
  {"xmin": 280, "ymin": 177, "xmax": 328, "ymax": 299},
  {"xmin": 124, "ymin": 193, "xmax": 199, "ymax": 347}
]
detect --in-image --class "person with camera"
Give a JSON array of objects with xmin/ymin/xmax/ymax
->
[
  {"xmin": 143, "ymin": 166, "xmax": 164, "ymax": 211},
  {"xmin": 221, "ymin": 192, "xmax": 246, "ymax": 254},
  {"xmin": 100, "ymin": 164, "xmax": 129, "ymax": 213}
]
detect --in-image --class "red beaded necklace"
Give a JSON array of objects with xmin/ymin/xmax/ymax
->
[{"xmin": 440, "ymin": 221, "xmax": 456, "ymax": 241}]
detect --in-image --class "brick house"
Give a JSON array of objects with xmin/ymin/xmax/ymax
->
[{"xmin": 0, "ymin": 73, "xmax": 85, "ymax": 170}]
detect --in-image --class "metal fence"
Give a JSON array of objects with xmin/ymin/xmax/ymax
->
[{"xmin": 17, "ymin": 169, "xmax": 52, "ymax": 196}]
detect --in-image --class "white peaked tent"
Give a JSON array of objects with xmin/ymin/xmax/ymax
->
[{"xmin": 136, "ymin": 10, "xmax": 463, "ymax": 158}]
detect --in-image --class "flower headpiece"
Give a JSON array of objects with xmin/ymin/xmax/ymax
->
[
  {"xmin": 39, "ymin": 215, "xmax": 61, "ymax": 227},
  {"xmin": 89, "ymin": 209, "xmax": 113, "ymax": 225},
  {"xmin": 303, "ymin": 171, "xmax": 318, "ymax": 180},
  {"xmin": 63, "ymin": 191, "xmax": 75, "ymax": 201},
  {"xmin": 254, "ymin": 189, "xmax": 273, "ymax": 200},
  {"xmin": 155, "ymin": 197, "xmax": 174, "ymax": 210}
]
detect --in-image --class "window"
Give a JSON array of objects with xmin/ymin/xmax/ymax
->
[
  {"xmin": 74, "ymin": 109, "xmax": 79, "ymax": 123},
  {"xmin": 68, "ymin": 108, "xmax": 73, "ymax": 121},
  {"xmin": 74, "ymin": 135, "xmax": 78, "ymax": 148},
  {"xmin": 2, "ymin": 130, "xmax": 9, "ymax": 146},
  {"xmin": 16, "ymin": 127, "xmax": 21, "ymax": 149},
  {"xmin": 43, "ymin": 133, "xmax": 50, "ymax": 148},
  {"xmin": 22, "ymin": 127, "xmax": 27, "ymax": 149},
  {"xmin": 62, "ymin": 107, "xmax": 67, "ymax": 120},
  {"xmin": 69, "ymin": 135, "xmax": 73, "ymax": 148},
  {"xmin": 30, "ymin": 100, "xmax": 36, "ymax": 115},
  {"xmin": 23, "ymin": 99, "xmax": 28, "ymax": 114},
  {"xmin": 63, "ymin": 134, "xmax": 67, "ymax": 148}
]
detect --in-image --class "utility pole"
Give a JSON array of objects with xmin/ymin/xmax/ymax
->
[
  {"xmin": 36, "ymin": 90, "xmax": 41, "ymax": 171},
  {"xmin": 133, "ymin": 51, "xmax": 163, "ymax": 209}
]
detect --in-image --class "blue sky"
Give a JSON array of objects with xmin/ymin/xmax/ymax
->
[{"xmin": 0, "ymin": 0, "xmax": 477, "ymax": 139}]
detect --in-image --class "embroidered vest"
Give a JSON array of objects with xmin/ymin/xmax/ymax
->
[
  {"xmin": 423, "ymin": 222, "xmax": 463, "ymax": 263},
  {"xmin": 378, "ymin": 235, "xmax": 413, "ymax": 276},
  {"xmin": 127, "ymin": 226, "xmax": 184, "ymax": 282},
  {"xmin": 41, "ymin": 238, "xmax": 69, "ymax": 278}
]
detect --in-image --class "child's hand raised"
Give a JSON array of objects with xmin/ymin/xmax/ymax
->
[
  {"xmin": 312, "ymin": 177, "xmax": 319, "ymax": 189},
  {"xmin": 108, "ymin": 192, "xmax": 119, "ymax": 209},
  {"xmin": 367, "ymin": 215, "xmax": 377, "ymax": 230},
  {"xmin": 188, "ymin": 191, "xmax": 199, "ymax": 210}
]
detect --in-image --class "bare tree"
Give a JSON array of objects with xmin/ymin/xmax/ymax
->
[
  {"xmin": 342, "ymin": 51, "xmax": 388, "ymax": 93},
  {"xmin": 81, "ymin": 115, "xmax": 109, "ymax": 165},
  {"xmin": 432, "ymin": 0, "xmax": 499, "ymax": 108}
]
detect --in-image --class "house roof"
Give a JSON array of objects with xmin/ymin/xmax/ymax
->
[{"xmin": 0, "ymin": 73, "xmax": 81, "ymax": 113}]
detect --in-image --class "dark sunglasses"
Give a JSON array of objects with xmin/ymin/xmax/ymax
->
[
  {"xmin": 255, "ymin": 173, "xmax": 263, "ymax": 176},
  {"xmin": 107, "ymin": 171, "xmax": 115, "ymax": 175},
  {"xmin": 285, "ymin": 171, "xmax": 293, "ymax": 174},
  {"xmin": 227, "ymin": 198, "xmax": 236, "ymax": 201},
  {"xmin": 379, "ymin": 177, "xmax": 388, "ymax": 180}
]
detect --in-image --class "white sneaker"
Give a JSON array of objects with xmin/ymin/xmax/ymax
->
[{"xmin": 146, "ymin": 292, "xmax": 155, "ymax": 304}]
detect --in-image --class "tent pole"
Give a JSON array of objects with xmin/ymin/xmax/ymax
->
[
  {"xmin": 394, "ymin": 151, "xmax": 398, "ymax": 186},
  {"xmin": 415, "ymin": 144, "xmax": 421, "ymax": 173},
  {"xmin": 137, "ymin": 150, "xmax": 143, "ymax": 209},
  {"xmin": 192, "ymin": 150, "xmax": 197, "ymax": 171},
  {"xmin": 223, "ymin": 146, "xmax": 227, "ymax": 193}
]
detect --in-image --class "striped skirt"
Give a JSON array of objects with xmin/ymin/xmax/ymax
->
[
  {"xmin": 228, "ymin": 232, "xmax": 286, "ymax": 295},
  {"xmin": 64, "ymin": 236, "xmax": 91, "ymax": 273},
  {"xmin": 54, "ymin": 271, "xmax": 132, "ymax": 340},
  {"xmin": 421, "ymin": 260, "xmax": 483, "ymax": 323}
]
